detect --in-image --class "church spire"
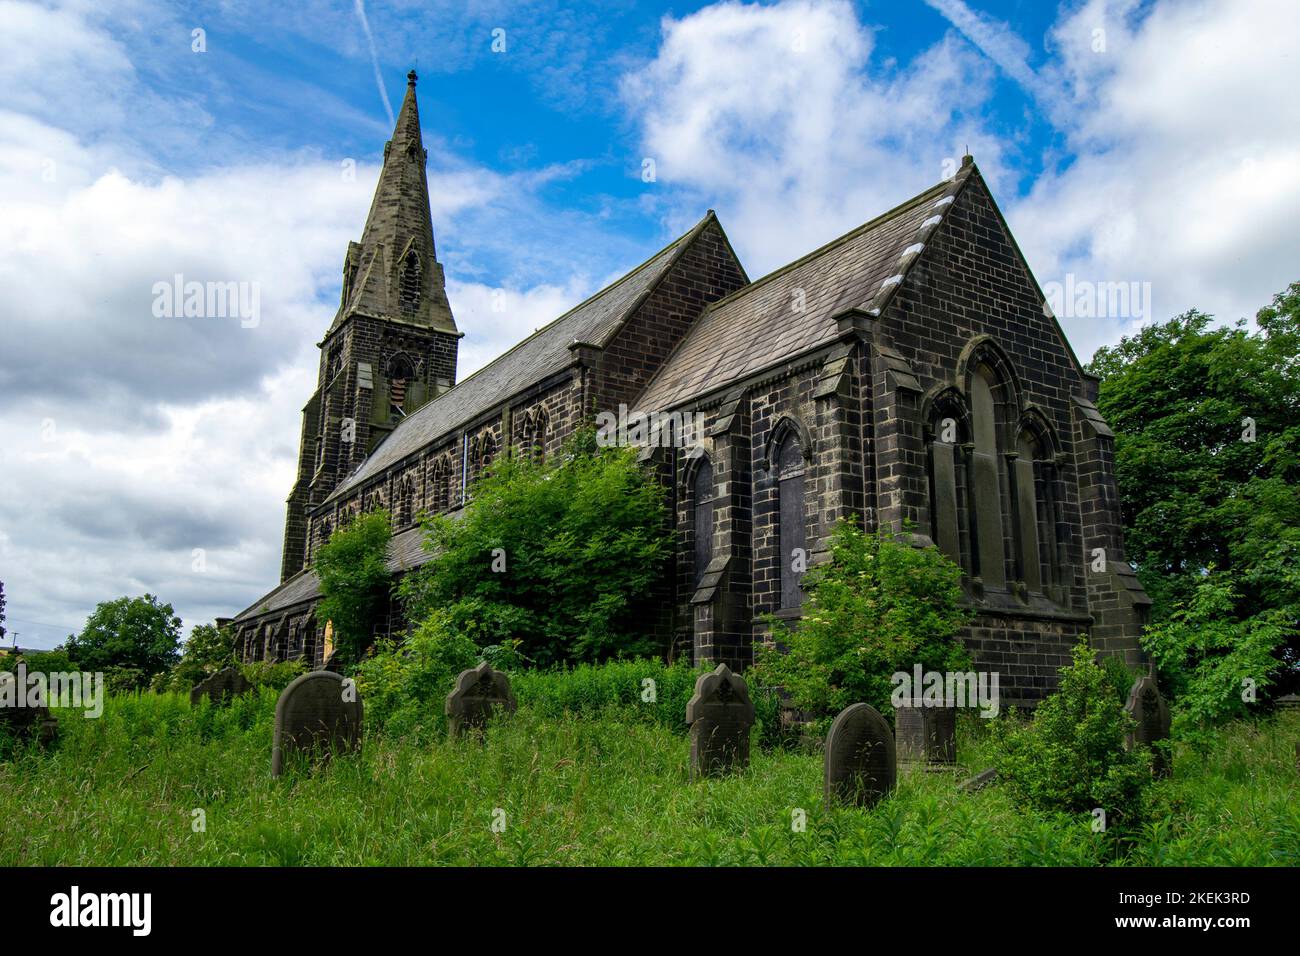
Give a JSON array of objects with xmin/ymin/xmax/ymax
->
[{"xmin": 332, "ymin": 69, "xmax": 457, "ymax": 334}]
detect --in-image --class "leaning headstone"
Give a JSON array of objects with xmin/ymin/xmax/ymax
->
[
  {"xmin": 895, "ymin": 703, "xmax": 957, "ymax": 767},
  {"xmin": 686, "ymin": 663, "xmax": 755, "ymax": 779},
  {"xmin": 190, "ymin": 667, "xmax": 252, "ymax": 707},
  {"xmin": 824, "ymin": 703, "xmax": 896, "ymax": 807},
  {"xmin": 1124, "ymin": 673, "xmax": 1171, "ymax": 776},
  {"xmin": 445, "ymin": 661, "xmax": 517, "ymax": 738},
  {"xmin": 959, "ymin": 767, "xmax": 998, "ymax": 792},
  {"xmin": 271, "ymin": 670, "xmax": 362, "ymax": 777},
  {"xmin": 0, "ymin": 670, "xmax": 58, "ymax": 748}
]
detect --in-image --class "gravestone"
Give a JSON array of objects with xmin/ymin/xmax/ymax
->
[
  {"xmin": 445, "ymin": 661, "xmax": 516, "ymax": 738},
  {"xmin": 959, "ymin": 767, "xmax": 998, "ymax": 792},
  {"xmin": 1275, "ymin": 693, "xmax": 1300, "ymax": 712},
  {"xmin": 824, "ymin": 703, "xmax": 896, "ymax": 807},
  {"xmin": 271, "ymin": 670, "xmax": 362, "ymax": 777},
  {"xmin": 1124, "ymin": 673, "xmax": 1171, "ymax": 776},
  {"xmin": 190, "ymin": 667, "xmax": 252, "ymax": 707},
  {"xmin": 894, "ymin": 703, "xmax": 957, "ymax": 767},
  {"xmin": 686, "ymin": 663, "xmax": 755, "ymax": 779},
  {"xmin": 0, "ymin": 671, "xmax": 58, "ymax": 747}
]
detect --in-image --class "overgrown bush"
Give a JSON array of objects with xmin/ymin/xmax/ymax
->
[
  {"xmin": 749, "ymin": 520, "xmax": 972, "ymax": 721},
  {"xmin": 353, "ymin": 612, "xmax": 481, "ymax": 739},
  {"xmin": 237, "ymin": 659, "xmax": 307, "ymax": 692},
  {"xmin": 315, "ymin": 509, "xmax": 394, "ymax": 665},
  {"xmin": 992, "ymin": 640, "xmax": 1152, "ymax": 834},
  {"xmin": 399, "ymin": 431, "xmax": 671, "ymax": 666}
]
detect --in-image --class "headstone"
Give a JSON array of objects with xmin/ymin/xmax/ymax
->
[
  {"xmin": 445, "ymin": 661, "xmax": 516, "ymax": 738},
  {"xmin": 959, "ymin": 767, "xmax": 998, "ymax": 792},
  {"xmin": 271, "ymin": 670, "xmax": 362, "ymax": 777},
  {"xmin": 1275, "ymin": 693, "xmax": 1300, "ymax": 712},
  {"xmin": 895, "ymin": 703, "xmax": 957, "ymax": 767},
  {"xmin": 824, "ymin": 703, "xmax": 895, "ymax": 807},
  {"xmin": 0, "ymin": 671, "xmax": 58, "ymax": 747},
  {"xmin": 686, "ymin": 663, "xmax": 755, "ymax": 778},
  {"xmin": 190, "ymin": 667, "xmax": 252, "ymax": 707},
  {"xmin": 1124, "ymin": 673, "xmax": 1171, "ymax": 776}
]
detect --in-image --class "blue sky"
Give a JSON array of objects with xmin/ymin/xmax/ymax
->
[{"xmin": 2, "ymin": 0, "xmax": 1298, "ymax": 649}]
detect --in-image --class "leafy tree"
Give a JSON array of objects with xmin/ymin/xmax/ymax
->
[
  {"xmin": 992, "ymin": 640, "xmax": 1152, "ymax": 833},
  {"xmin": 749, "ymin": 520, "xmax": 972, "ymax": 720},
  {"xmin": 65, "ymin": 594, "xmax": 182, "ymax": 686},
  {"xmin": 400, "ymin": 431, "xmax": 671, "ymax": 667},
  {"xmin": 164, "ymin": 622, "xmax": 237, "ymax": 690},
  {"xmin": 1089, "ymin": 284, "xmax": 1300, "ymax": 703},
  {"xmin": 315, "ymin": 509, "xmax": 394, "ymax": 665}
]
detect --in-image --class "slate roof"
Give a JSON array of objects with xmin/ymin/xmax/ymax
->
[
  {"xmin": 323, "ymin": 212, "xmax": 717, "ymax": 505},
  {"xmin": 231, "ymin": 523, "xmax": 437, "ymax": 622},
  {"xmin": 638, "ymin": 170, "xmax": 969, "ymax": 410}
]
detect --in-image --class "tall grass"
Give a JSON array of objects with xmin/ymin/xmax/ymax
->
[{"xmin": 1, "ymin": 692, "xmax": 1295, "ymax": 866}]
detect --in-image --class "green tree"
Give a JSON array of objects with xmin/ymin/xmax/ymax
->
[
  {"xmin": 1089, "ymin": 284, "xmax": 1300, "ymax": 704},
  {"xmin": 749, "ymin": 520, "xmax": 972, "ymax": 720},
  {"xmin": 65, "ymin": 594, "xmax": 182, "ymax": 685},
  {"xmin": 400, "ymin": 431, "xmax": 671, "ymax": 666},
  {"xmin": 315, "ymin": 509, "xmax": 394, "ymax": 666},
  {"xmin": 165, "ymin": 622, "xmax": 236, "ymax": 690}
]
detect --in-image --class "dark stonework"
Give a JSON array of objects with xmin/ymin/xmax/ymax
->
[
  {"xmin": 0, "ymin": 671, "xmax": 58, "ymax": 747},
  {"xmin": 189, "ymin": 667, "xmax": 252, "ymax": 707},
  {"xmin": 271, "ymin": 670, "xmax": 362, "ymax": 777},
  {"xmin": 823, "ymin": 703, "xmax": 896, "ymax": 807},
  {"xmin": 445, "ymin": 661, "xmax": 516, "ymax": 738},
  {"xmin": 686, "ymin": 663, "xmax": 755, "ymax": 778},
  {"xmin": 895, "ymin": 704, "xmax": 957, "ymax": 767},
  {"xmin": 1124, "ymin": 673, "xmax": 1171, "ymax": 776}
]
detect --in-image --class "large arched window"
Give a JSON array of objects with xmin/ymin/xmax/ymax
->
[
  {"xmin": 1013, "ymin": 417, "xmax": 1062, "ymax": 598},
  {"xmin": 925, "ymin": 390, "xmax": 970, "ymax": 570},
  {"xmin": 776, "ymin": 430, "xmax": 807, "ymax": 609},
  {"xmin": 692, "ymin": 457, "xmax": 714, "ymax": 587},
  {"xmin": 969, "ymin": 367, "xmax": 1007, "ymax": 589}
]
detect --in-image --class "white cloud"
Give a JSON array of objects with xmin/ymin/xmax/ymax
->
[{"xmin": 622, "ymin": 0, "xmax": 1000, "ymax": 277}]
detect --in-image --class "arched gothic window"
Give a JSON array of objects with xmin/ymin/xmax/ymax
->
[
  {"xmin": 776, "ymin": 429, "xmax": 807, "ymax": 610},
  {"xmin": 1012, "ymin": 419, "xmax": 1062, "ymax": 598},
  {"xmin": 692, "ymin": 457, "xmax": 715, "ymax": 587}
]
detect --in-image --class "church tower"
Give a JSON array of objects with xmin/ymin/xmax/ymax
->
[{"xmin": 280, "ymin": 70, "xmax": 461, "ymax": 582}]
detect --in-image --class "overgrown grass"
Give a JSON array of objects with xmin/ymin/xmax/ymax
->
[{"xmin": 1, "ymin": 693, "xmax": 1295, "ymax": 865}]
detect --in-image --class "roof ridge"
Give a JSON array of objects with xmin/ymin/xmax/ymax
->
[
  {"xmin": 322, "ymin": 213, "xmax": 715, "ymax": 501},
  {"xmin": 698, "ymin": 176, "xmax": 955, "ymax": 317}
]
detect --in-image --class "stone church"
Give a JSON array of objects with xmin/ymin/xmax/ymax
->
[{"xmin": 230, "ymin": 71, "xmax": 1148, "ymax": 705}]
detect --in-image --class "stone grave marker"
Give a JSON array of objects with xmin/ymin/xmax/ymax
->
[
  {"xmin": 895, "ymin": 703, "xmax": 957, "ymax": 768},
  {"xmin": 0, "ymin": 670, "xmax": 58, "ymax": 747},
  {"xmin": 824, "ymin": 703, "xmax": 896, "ymax": 807},
  {"xmin": 190, "ymin": 667, "xmax": 252, "ymax": 707},
  {"xmin": 445, "ymin": 661, "xmax": 516, "ymax": 738},
  {"xmin": 686, "ymin": 663, "xmax": 755, "ymax": 779},
  {"xmin": 1124, "ymin": 672, "xmax": 1171, "ymax": 776},
  {"xmin": 271, "ymin": 670, "xmax": 362, "ymax": 777},
  {"xmin": 959, "ymin": 767, "xmax": 998, "ymax": 792}
]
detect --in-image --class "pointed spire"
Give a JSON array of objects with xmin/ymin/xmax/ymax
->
[{"xmin": 332, "ymin": 69, "xmax": 457, "ymax": 334}]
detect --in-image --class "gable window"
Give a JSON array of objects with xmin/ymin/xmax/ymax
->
[
  {"xmin": 776, "ymin": 431, "xmax": 807, "ymax": 610},
  {"xmin": 969, "ymin": 366, "xmax": 1007, "ymax": 589},
  {"xmin": 692, "ymin": 457, "xmax": 715, "ymax": 587}
]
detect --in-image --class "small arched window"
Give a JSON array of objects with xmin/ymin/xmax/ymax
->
[
  {"xmin": 692, "ymin": 457, "xmax": 714, "ymax": 587},
  {"xmin": 776, "ymin": 430, "xmax": 807, "ymax": 610}
]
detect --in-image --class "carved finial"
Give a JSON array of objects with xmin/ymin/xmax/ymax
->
[{"xmin": 407, "ymin": 69, "xmax": 418, "ymax": 87}]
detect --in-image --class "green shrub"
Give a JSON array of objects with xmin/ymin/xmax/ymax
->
[
  {"xmin": 237, "ymin": 659, "xmax": 307, "ymax": 692},
  {"xmin": 992, "ymin": 640, "xmax": 1152, "ymax": 834},
  {"xmin": 353, "ymin": 612, "xmax": 482, "ymax": 739},
  {"xmin": 399, "ymin": 431, "xmax": 671, "ymax": 666},
  {"xmin": 1100, "ymin": 654, "xmax": 1139, "ymax": 705},
  {"xmin": 315, "ymin": 509, "xmax": 394, "ymax": 664},
  {"xmin": 749, "ymin": 520, "xmax": 972, "ymax": 720}
]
